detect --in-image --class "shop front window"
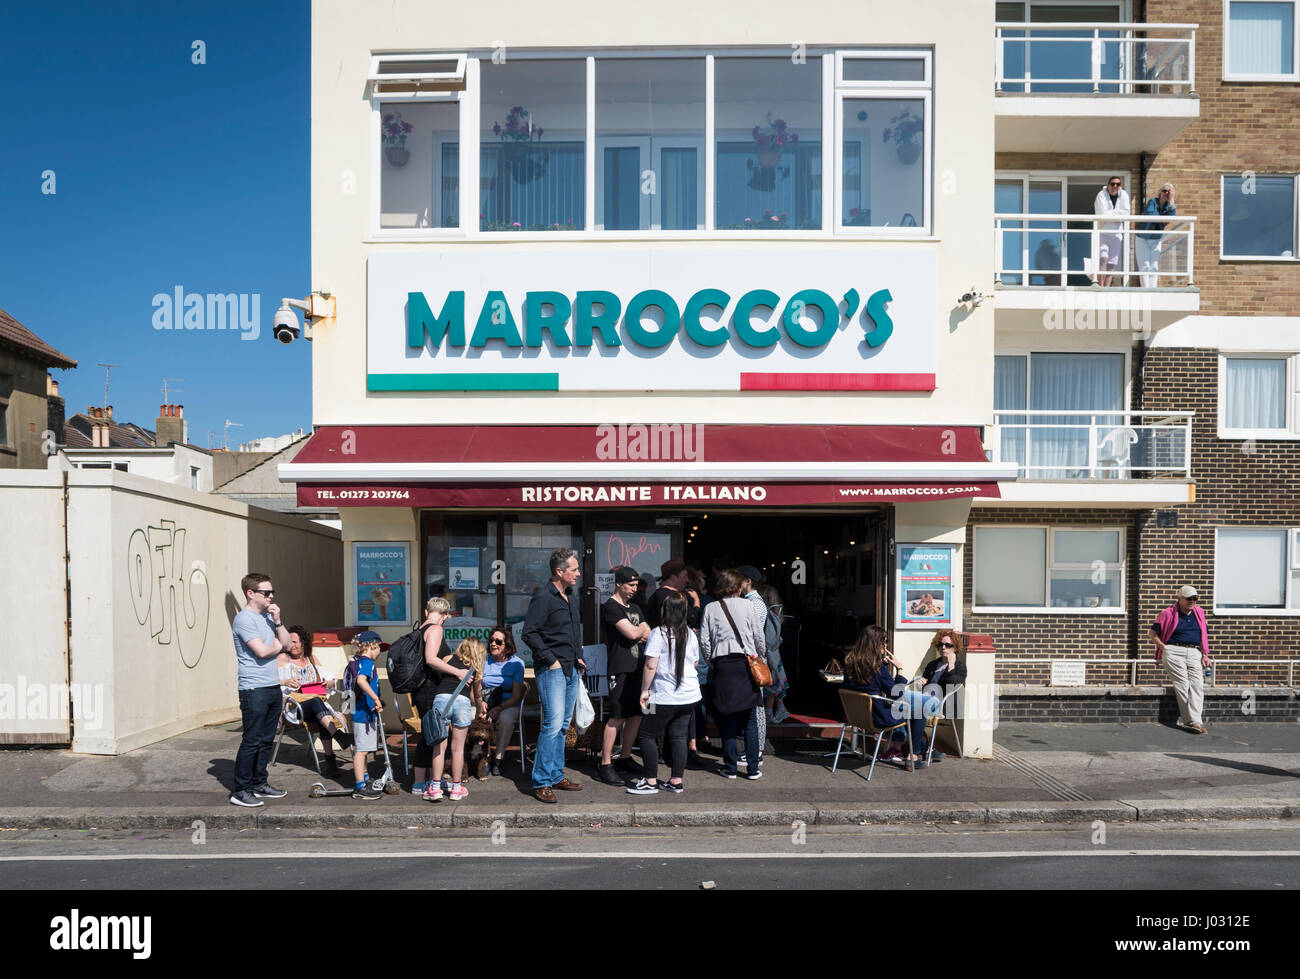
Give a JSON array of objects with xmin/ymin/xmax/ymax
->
[
  {"xmin": 480, "ymin": 59, "xmax": 586, "ymax": 231},
  {"xmin": 714, "ymin": 57, "xmax": 822, "ymax": 230},
  {"xmin": 423, "ymin": 514, "xmax": 497, "ymax": 621},
  {"xmin": 504, "ymin": 517, "xmax": 581, "ymax": 622}
]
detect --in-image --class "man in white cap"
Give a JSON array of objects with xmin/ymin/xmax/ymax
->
[{"xmin": 1149, "ymin": 585, "xmax": 1212, "ymax": 733}]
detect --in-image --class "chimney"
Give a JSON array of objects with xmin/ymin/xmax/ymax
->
[{"xmin": 156, "ymin": 404, "xmax": 187, "ymax": 446}]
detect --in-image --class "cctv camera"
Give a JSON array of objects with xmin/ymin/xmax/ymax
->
[
  {"xmin": 960, "ymin": 288, "xmax": 986, "ymax": 307},
  {"xmin": 273, "ymin": 304, "xmax": 300, "ymax": 344}
]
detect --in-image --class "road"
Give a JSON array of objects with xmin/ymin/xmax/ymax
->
[{"xmin": 3, "ymin": 819, "xmax": 1297, "ymax": 889}]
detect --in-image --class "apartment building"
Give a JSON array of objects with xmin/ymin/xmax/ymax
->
[{"xmin": 971, "ymin": 0, "xmax": 1298, "ymax": 720}]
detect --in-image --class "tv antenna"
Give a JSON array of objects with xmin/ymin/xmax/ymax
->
[
  {"xmin": 96, "ymin": 363, "xmax": 121, "ymax": 409},
  {"xmin": 162, "ymin": 377, "xmax": 184, "ymax": 403},
  {"xmin": 223, "ymin": 419, "xmax": 244, "ymax": 450}
]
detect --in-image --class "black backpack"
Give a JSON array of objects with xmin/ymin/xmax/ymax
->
[{"xmin": 384, "ymin": 624, "xmax": 430, "ymax": 694}]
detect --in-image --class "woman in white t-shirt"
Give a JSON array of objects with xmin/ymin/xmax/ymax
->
[{"xmin": 627, "ymin": 592, "xmax": 702, "ymax": 796}]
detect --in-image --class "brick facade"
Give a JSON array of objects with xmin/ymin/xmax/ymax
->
[{"xmin": 1146, "ymin": 0, "xmax": 1300, "ymax": 313}]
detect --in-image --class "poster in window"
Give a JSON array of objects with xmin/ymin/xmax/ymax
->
[
  {"xmin": 896, "ymin": 544, "xmax": 953, "ymax": 629},
  {"xmin": 449, "ymin": 547, "xmax": 480, "ymax": 591},
  {"xmin": 354, "ymin": 542, "xmax": 410, "ymax": 625}
]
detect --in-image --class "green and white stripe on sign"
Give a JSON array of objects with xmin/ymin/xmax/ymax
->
[{"xmin": 368, "ymin": 373, "xmax": 560, "ymax": 392}]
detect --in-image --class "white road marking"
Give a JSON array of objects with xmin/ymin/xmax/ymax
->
[{"xmin": 0, "ymin": 849, "xmax": 1297, "ymax": 862}]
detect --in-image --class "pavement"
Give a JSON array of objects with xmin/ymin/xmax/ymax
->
[{"xmin": 0, "ymin": 721, "xmax": 1296, "ymax": 830}]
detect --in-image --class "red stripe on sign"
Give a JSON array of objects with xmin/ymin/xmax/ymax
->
[{"xmin": 740, "ymin": 373, "xmax": 936, "ymax": 391}]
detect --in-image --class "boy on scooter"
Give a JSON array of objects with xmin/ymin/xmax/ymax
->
[{"xmin": 349, "ymin": 632, "xmax": 385, "ymax": 800}]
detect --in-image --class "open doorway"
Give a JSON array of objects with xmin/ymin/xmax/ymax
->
[{"xmin": 680, "ymin": 509, "xmax": 892, "ymax": 717}]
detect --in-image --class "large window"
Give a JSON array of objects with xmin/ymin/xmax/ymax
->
[
  {"xmin": 994, "ymin": 352, "xmax": 1127, "ymax": 477},
  {"xmin": 371, "ymin": 49, "xmax": 933, "ymax": 237},
  {"xmin": 714, "ymin": 57, "xmax": 822, "ymax": 230},
  {"xmin": 1225, "ymin": 1, "xmax": 1300, "ymax": 80},
  {"xmin": 480, "ymin": 59, "xmax": 587, "ymax": 231},
  {"xmin": 0, "ymin": 373, "xmax": 10, "ymax": 448},
  {"xmin": 1215, "ymin": 527, "xmax": 1300, "ymax": 613},
  {"xmin": 974, "ymin": 525, "xmax": 1125, "ymax": 611},
  {"xmin": 1221, "ymin": 174, "xmax": 1298, "ymax": 259},
  {"xmin": 1219, "ymin": 354, "xmax": 1298, "ymax": 436},
  {"xmin": 596, "ymin": 59, "xmax": 705, "ymax": 231}
]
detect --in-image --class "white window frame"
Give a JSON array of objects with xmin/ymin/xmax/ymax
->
[
  {"xmin": 833, "ymin": 49, "xmax": 933, "ymax": 236},
  {"xmin": 1219, "ymin": 173, "xmax": 1300, "ymax": 261},
  {"xmin": 1213, "ymin": 525, "xmax": 1300, "ymax": 615},
  {"xmin": 367, "ymin": 53, "xmax": 467, "ymax": 94},
  {"xmin": 973, "ymin": 524, "xmax": 1127, "ymax": 613},
  {"xmin": 1223, "ymin": 0, "xmax": 1300, "ymax": 82},
  {"xmin": 368, "ymin": 48, "xmax": 938, "ymax": 243},
  {"xmin": 1217, "ymin": 352, "xmax": 1300, "ymax": 438}
]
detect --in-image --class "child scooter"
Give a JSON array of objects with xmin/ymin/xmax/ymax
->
[{"xmin": 309, "ymin": 703, "xmax": 402, "ymax": 798}]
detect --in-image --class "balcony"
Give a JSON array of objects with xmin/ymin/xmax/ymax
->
[
  {"xmin": 995, "ymin": 22, "xmax": 1199, "ymax": 153},
  {"xmin": 981, "ymin": 410, "xmax": 1195, "ymax": 507},
  {"xmin": 993, "ymin": 212, "xmax": 1199, "ymax": 318}
]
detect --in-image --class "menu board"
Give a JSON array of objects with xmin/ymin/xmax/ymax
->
[
  {"xmin": 896, "ymin": 544, "xmax": 953, "ymax": 629},
  {"xmin": 354, "ymin": 542, "xmax": 410, "ymax": 625}
]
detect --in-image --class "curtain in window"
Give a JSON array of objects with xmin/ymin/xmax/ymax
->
[
  {"xmin": 603, "ymin": 147, "xmax": 640, "ymax": 231},
  {"xmin": 1028, "ymin": 353, "xmax": 1124, "ymax": 476},
  {"xmin": 1225, "ymin": 358, "xmax": 1287, "ymax": 429},
  {"xmin": 995, "ymin": 355, "xmax": 1028, "ymax": 467},
  {"xmin": 716, "ymin": 142, "xmax": 821, "ymax": 229},
  {"xmin": 660, "ymin": 148, "xmax": 697, "ymax": 230},
  {"xmin": 1229, "ymin": 2, "xmax": 1295, "ymax": 74},
  {"xmin": 1216, "ymin": 529, "xmax": 1286, "ymax": 607},
  {"xmin": 441, "ymin": 143, "xmax": 459, "ymax": 227},
  {"xmin": 481, "ymin": 143, "xmax": 585, "ymax": 229},
  {"xmin": 975, "ymin": 527, "xmax": 1046, "ymax": 606}
]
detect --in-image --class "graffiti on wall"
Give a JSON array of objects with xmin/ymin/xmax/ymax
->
[{"xmin": 126, "ymin": 519, "xmax": 210, "ymax": 668}]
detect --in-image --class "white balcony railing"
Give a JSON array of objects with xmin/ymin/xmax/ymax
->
[
  {"xmin": 994, "ymin": 213, "xmax": 1196, "ymax": 288},
  {"xmin": 995, "ymin": 22, "xmax": 1197, "ymax": 94},
  {"xmin": 989, "ymin": 410, "xmax": 1193, "ymax": 480}
]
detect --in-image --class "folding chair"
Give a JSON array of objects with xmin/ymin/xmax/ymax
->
[
  {"xmin": 904, "ymin": 675, "xmax": 964, "ymax": 763},
  {"xmin": 399, "ymin": 692, "xmax": 422, "ymax": 775},
  {"xmin": 270, "ymin": 688, "xmax": 346, "ymax": 775},
  {"xmin": 831, "ymin": 689, "xmax": 912, "ymax": 780}
]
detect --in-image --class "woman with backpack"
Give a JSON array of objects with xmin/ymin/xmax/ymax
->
[
  {"xmin": 697, "ymin": 569, "xmax": 766, "ymax": 780},
  {"xmin": 626, "ymin": 592, "xmax": 702, "ymax": 795},
  {"xmin": 409, "ymin": 596, "xmax": 455, "ymax": 795}
]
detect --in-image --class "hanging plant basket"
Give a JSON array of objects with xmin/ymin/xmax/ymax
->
[
  {"xmin": 896, "ymin": 141, "xmax": 921, "ymax": 165},
  {"xmin": 384, "ymin": 146, "xmax": 410, "ymax": 167},
  {"xmin": 757, "ymin": 148, "xmax": 782, "ymax": 168},
  {"xmin": 503, "ymin": 142, "xmax": 547, "ymax": 185}
]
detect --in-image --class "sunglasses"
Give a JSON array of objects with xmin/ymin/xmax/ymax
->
[
  {"xmin": 489, "ymin": 637, "xmax": 505, "ymax": 646},
  {"xmin": 1184, "ymin": 596, "xmax": 1199, "ymax": 602},
  {"xmin": 939, "ymin": 641, "xmax": 955, "ymax": 648},
  {"xmin": 253, "ymin": 589, "xmax": 275, "ymax": 597},
  {"xmin": 1108, "ymin": 182, "xmax": 1122, "ymax": 188}
]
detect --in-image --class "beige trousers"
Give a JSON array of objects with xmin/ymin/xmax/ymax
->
[{"xmin": 1163, "ymin": 644, "xmax": 1204, "ymax": 727}]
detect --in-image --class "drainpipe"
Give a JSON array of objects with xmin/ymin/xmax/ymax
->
[{"xmin": 62, "ymin": 469, "xmax": 74, "ymax": 744}]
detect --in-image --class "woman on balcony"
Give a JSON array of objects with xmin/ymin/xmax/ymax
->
[
  {"xmin": 1137, "ymin": 183, "xmax": 1176, "ymax": 288},
  {"xmin": 1093, "ymin": 176, "xmax": 1131, "ymax": 287}
]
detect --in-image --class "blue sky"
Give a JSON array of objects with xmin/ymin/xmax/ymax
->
[{"xmin": 0, "ymin": 0, "xmax": 311, "ymax": 449}]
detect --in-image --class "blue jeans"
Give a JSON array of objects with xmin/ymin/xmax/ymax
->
[
  {"xmin": 891, "ymin": 690, "xmax": 941, "ymax": 755},
  {"xmin": 718, "ymin": 708, "xmax": 760, "ymax": 776},
  {"xmin": 234, "ymin": 684, "xmax": 282, "ymax": 793},
  {"xmin": 532, "ymin": 665, "xmax": 580, "ymax": 788}
]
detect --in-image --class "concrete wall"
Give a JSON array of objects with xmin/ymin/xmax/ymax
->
[{"xmin": 0, "ymin": 469, "xmax": 343, "ymax": 754}]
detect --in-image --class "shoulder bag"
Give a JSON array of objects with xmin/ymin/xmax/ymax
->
[
  {"xmin": 719, "ymin": 599, "xmax": 772, "ymax": 689},
  {"xmin": 421, "ymin": 668, "xmax": 476, "ymax": 746}
]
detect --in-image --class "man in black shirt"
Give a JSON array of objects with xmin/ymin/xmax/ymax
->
[
  {"xmin": 597, "ymin": 566, "xmax": 651, "ymax": 784},
  {"xmin": 522, "ymin": 548, "xmax": 587, "ymax": 803},
  {"xmin": 645, "ymin": 557, "xmax": 688, "ymax": 629}
]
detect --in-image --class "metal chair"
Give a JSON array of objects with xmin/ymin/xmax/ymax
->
[
  {"xmin": 831, "ymin": 688, "xmax": 912, "ymax": 780},
  {"xmin": 270, "ymin": 688, "xmax": 346, "ymax": 775},
  {"xmin": 581, "ymin": 643, "xmax": 609, "ymax": 723}
]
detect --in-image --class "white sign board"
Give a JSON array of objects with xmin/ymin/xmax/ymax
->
[
  {"xmin": 367, "ymin": 248, "xmax": 937, "ymax": 392},
  {"xmin": 1050, "ymin": 660, "xmax": 1088, "ymax": 687}
]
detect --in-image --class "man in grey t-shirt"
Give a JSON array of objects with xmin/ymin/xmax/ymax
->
[{"xmin": 230, "ymin": 571, "xmax": 295, "ymax": 807}]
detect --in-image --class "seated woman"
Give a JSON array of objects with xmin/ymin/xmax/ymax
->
[
  {"xmin": 278, "ymin": 625, "xmax": 351, "ymax": 776},
  {"xmin": 479, "ymin": 626, "xmax": 526, "ymax": 775},
  {"xmin": 917, "ymin": 629, "xmax": 967, "ymax": 762},
  {"xmin": 841, "ymin": 624, "xmax": 939, "ymax": 772}
]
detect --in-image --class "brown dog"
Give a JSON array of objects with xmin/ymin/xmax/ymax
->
[{"xmin": 463, "ymin": 715, "xmax": 495, "ymax": 780}]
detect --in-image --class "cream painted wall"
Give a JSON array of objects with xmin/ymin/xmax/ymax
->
[
  {"xmin": 342, "ymin": 506, "xmax": 419, "ymax": 643},
  {"xmin": 0, "ymin": 470, "xmax": 343, "ymax": 754},
  {"xmin": 309, "ymin": 0, "xmax": 996, "ymax": 427}
]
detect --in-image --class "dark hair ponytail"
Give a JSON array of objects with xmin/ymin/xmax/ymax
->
[{"xmin": 660, "ymin": 593, "xmax": 690, "ymax": 689}]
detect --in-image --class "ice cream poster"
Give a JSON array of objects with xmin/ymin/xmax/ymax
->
[
  {"xmin": 355, "ymin": 542, "xmax": 410, "ymax": 624},
  {"xmin": 896, "ymin": 544, "xmax": 953, "ymax": 628}
]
